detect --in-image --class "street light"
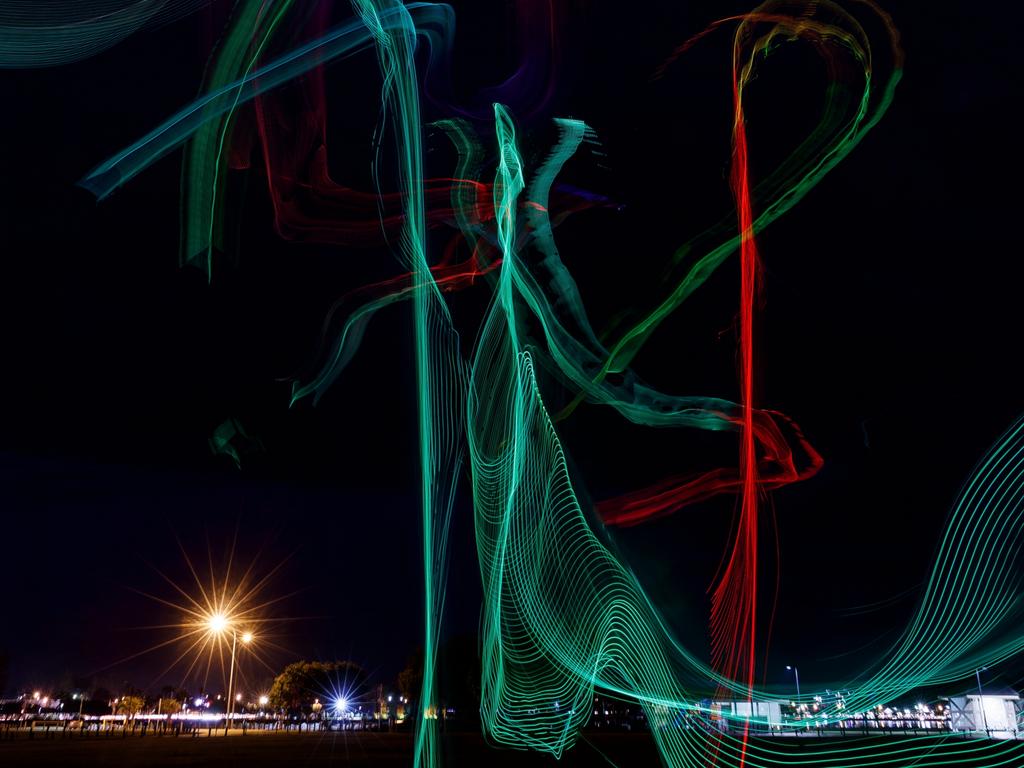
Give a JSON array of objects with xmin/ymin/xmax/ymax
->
[
  {"xmin": 975, "ymin": 666, "xmax": 989, "ymax": 735},
  {"xmin": 786, "ymin": 666, "xmax": 802, "ymax": 716},
  {"xmin": 205, "ymin": 613, "xmax": 254, "ymax": 734}
]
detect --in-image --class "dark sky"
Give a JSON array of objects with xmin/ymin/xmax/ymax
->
[{"xmin": 2, "ymin": 0, "xmax": 1022, "ymax": 701}]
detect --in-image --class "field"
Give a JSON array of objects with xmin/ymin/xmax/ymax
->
[{"xmin": 0, "ymin": 730, "xmax": 663, "ymax": 766}]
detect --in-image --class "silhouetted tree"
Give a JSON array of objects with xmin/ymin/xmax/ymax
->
[
  {"xmin": 398, "ymin": 647, "xmax": 423, "ymax": 728},
  {"xmin": 398, "ymin": 647, "xmax": 423, "ymax": 707},
  {"xmin": 438, "ymin": 634, "xmax": 481, "ymax": 729},
  {"xmin": 268, "ymin": 660, "xmax": 365, "ymax": 711},
  {"xmin": 92, "ymin": 687, "xmax": 112, "ymax": 704}
]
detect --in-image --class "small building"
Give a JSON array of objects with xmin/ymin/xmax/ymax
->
[
  {"xmin": 947, "ymin": 689, "xmax": 1022, "ymax": 739},
  {"xmin": 712, "ymin": 700, "xmax": 784, "ymax": 731}
]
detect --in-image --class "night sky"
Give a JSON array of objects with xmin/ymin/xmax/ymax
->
[{"xmin": 2, "ymin": 1, "xmax": 1022, "ymax": 702}]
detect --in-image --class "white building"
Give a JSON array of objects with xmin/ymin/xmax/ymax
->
[
  {"xmin": 947, "ymin": 692, "xmax": 1022, "ymax": 739},
  {"xmin": 713, "ymin": 700, "xmax": 784, "ymax": 730}
]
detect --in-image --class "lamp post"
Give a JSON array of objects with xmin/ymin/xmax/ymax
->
[
  {"xmin": 786, "ymin": 666, "xmax": 802, "ymax": 720},
  {"xmin": 206, "ymin": 614, "xmax": 253, "ymax": 735},
  {"xmin": 975, "ymin": 666, "xmax": 989, "ymax": 735}
]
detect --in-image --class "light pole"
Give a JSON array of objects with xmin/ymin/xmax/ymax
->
[
  {"xmin": 786, "ymin": 666, "xmax": 802, "ymax": 719},
  {"xmin": 975, "ymin": 666, "xmax": 989, "ymax": 735},
  {"xmin": 206, "ymin": 614, "xmax": 253, "ymax": 735},
  {"xmin": 226, "ymin": 630, "xmax": 253, "ymax": 733}
]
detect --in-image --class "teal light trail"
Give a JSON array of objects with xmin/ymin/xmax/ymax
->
[{"xmin": 65, "ymin": 2, "xmax": 1024, "ymax": 766}]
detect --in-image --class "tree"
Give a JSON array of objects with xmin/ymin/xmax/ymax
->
[
  {"xmin": 398, "ymin": 648, "xmax": 423, "ymax": 708},
  {"xmin": 438, "ymin": 634, "xmax": 481, "ymax": 729},
  {"xmin": 83, "ymin": 687, "xmax": 114, "ymax": 716},
  {"xmin": 397, "ymin": 638, "xmax": 480, "ymax": 728},
  {"xmin": 158, "ymin": 698, "xmax": 182, "ymax": 715},
  {"xmin": 268, "ymin": 660, "xmax": 365, "ymax": 711},
  {"xmin": 115, "ymin": 695, "xmax": 145, "ymax": 715},
  {"xmin": 92, "ymin": 687, "xmax": 112, "ymax": 705}
]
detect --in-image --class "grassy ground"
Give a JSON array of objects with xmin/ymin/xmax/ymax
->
[{"xmin": 0, "ymin": 730, "xmax": 662, "ymax": 766}]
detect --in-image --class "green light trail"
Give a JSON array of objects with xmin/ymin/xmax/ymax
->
[{"xmin": 66, "ymin": 2, "xmax": 1024, "ymax": 766}]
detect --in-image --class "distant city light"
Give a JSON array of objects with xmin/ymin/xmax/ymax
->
[{"xmin": 259, "ymin": 696, "xmax": 269, "ymax": 706}]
